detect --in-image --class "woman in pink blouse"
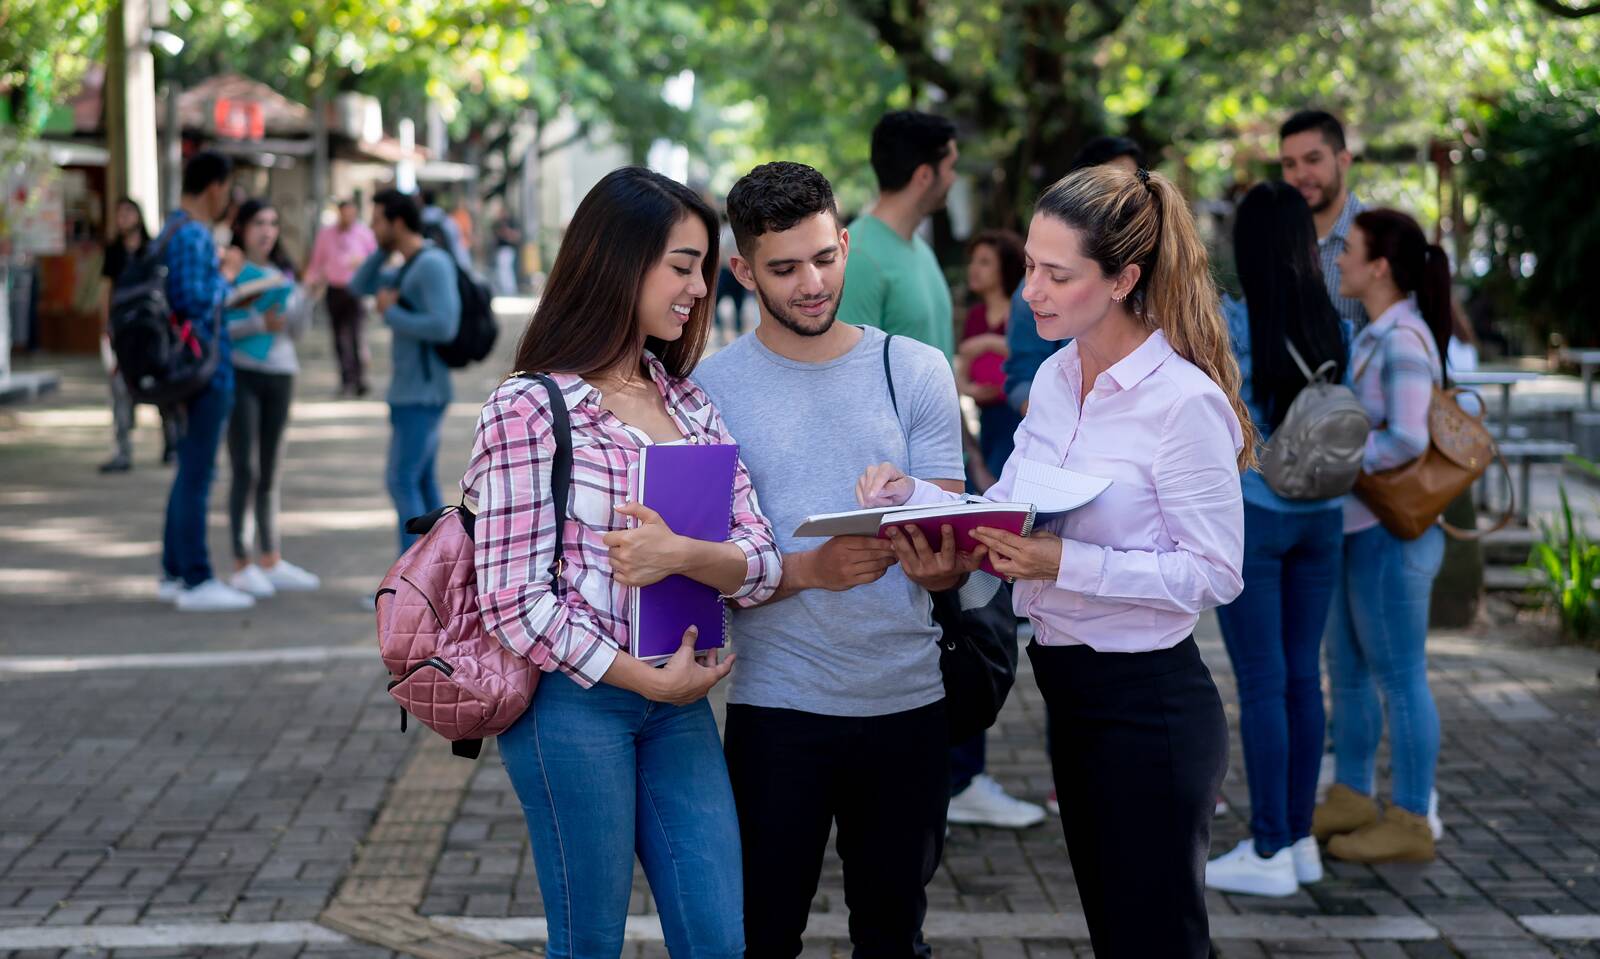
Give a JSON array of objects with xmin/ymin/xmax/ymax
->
[
  {"xmin": 858, "ymin": 166, "xmax": 1254, "ymax": 958},
  {"xmin": 460, "ymin": 168, "xmax": 780, "ymax": 958}
]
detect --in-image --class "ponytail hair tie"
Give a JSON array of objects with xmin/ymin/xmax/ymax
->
[{"xmin": 1135, "ymin": 168, "xmax": 1151, "ymax": 184}]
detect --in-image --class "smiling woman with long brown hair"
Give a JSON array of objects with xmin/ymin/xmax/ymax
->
[{"xmin": 461, "ymin": 166, "xmax": 781, "ymax": 957}]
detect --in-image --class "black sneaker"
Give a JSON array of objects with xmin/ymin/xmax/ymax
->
[{"xmin": 98, "ymin": 455, "xmax": 132, "ymax": 474}]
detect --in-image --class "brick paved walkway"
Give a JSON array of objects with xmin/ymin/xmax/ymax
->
[{"xmin": 4, "ymin": 315, "xmax": 1600, "ymax": 957}]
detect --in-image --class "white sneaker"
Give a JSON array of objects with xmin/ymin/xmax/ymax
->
[
  {"xmin": 263, "ymin": 560, "xmax": 321, "ymax": 592},
  {"xmin": 1428, "ymin": 788, "xmax": 1443, "ymax": 841},
  {"xmin": 175, "ymin": 578, "xmax": 256, "ymax": 612},
  {"xmin": 1290, "ymin": 836, "xmax": 1323, "ymax": 884},
  {"xmin": 1205, "ymin": 839, "xmax": 1298, "ymax": 897},
  {"xmin": 158, "ymin": 576, "xmax": 183, "ymax": 602},
  {"xmin": 947, "ymin": 775, "xmax": 1047, "ymax": 829},
  {"xmin": 228, "ymin": 565, "xmax": 277, "ymax": 598},
  {"xmin": 1215, "ymin": 796, "xmax": 1230, "ymax": 817},
  {"xmin": 1045, "ymin": 790, "xmax": 1060, "ymax": 816}
]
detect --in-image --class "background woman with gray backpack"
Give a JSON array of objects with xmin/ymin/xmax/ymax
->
[{"xmin": 1206, "ymin": 181, "xmax": 1366, "ymax": 898}]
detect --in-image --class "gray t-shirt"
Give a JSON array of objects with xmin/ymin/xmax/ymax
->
[{"xmin": 693, "ymin": 325, "xmax": 964, "ymax": 716}]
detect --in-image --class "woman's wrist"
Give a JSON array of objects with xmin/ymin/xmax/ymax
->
[{"xmin": 601, "ymin": 652, "xmax": 662, "ymax": 697}]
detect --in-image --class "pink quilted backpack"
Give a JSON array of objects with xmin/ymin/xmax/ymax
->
[{"xmin": 375, "ymin": 373, "xmax": 572, "ymax": 759}]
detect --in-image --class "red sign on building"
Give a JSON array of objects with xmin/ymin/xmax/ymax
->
[{"xmin": 213, "ymin": 98, "xmax": 265, "ymax": 140}]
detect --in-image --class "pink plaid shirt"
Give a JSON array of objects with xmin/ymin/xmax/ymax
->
[
  {"xmin": 1346, "ymin": 299, "xmax": 1442, "ymax": 534},
  {"xmin": 461, "ymin": 356, "xmax": 782, "ymax": 687}
]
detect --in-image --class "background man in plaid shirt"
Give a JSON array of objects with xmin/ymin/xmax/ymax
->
[
  {"xmin": 158, "ymin": 151, "xmax": 257, "ymax": 613},
  {"xmin": 1280, "ymin": 110, "xmax": 1368, "ymax": 330}
]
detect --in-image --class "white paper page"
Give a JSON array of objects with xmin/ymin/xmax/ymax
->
[
  {"xmin": 793, "ymin": 496, "xmax": 991, "ymax": 538},
  {"xmin": 1010, "ymin": 460, "xmax": 1111, "ymax": 515}
]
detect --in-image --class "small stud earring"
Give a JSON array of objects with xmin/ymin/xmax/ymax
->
[{"xmin": 1112, "ymin": 293, "xmax": 1126, "ymax": 303}]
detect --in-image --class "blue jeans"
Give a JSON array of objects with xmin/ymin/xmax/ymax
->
[
  {"xmin": 950, "ymin": 732, "xmax": 986, "ymax": 796},
  {"xmin": 978, "ymin": 401, "xmax": 1022, "ymax": 484},
  {"xmin": 498, "ymin": 676, "xmax": 743, "ymax": 958},
  {"xmin": 1214, "ymin": 503, "xmax": 1343, "ymax": 856},
  {"xmin": 1326, "ymin": 524, "xmax": 1445, "ymax": 815},
  {"xmin": 162, "ymin": 381, "xmax": 233, "ymax": 586},
  {"xmin": 386, "ymin": 403, "xmax": 446, "ymax": 554}
]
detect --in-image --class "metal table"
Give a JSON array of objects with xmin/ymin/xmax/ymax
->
[
  {"xmin": 1560, "ymin": 349, "xmax": 1600, "ymax": 411},
  {"xmin": 1452, "ymin": 370, "xmax": 1543, "ymax": 438}
]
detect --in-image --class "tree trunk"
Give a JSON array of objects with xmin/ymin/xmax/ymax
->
[{"xmin": 310, "ymin": 86, "xmax": 330, "ymax": 252}]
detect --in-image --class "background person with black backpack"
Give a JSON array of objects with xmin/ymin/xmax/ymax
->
[
  {"xmin": 1205, "ymin": 181, "xmax": 1353, "ymax": 898},
  {"xmin": 349, "ymin": 189, "xmax": 461, "ymax": 555},
  {"xmin": 156, "ymin": 151, "xmax": 258, "ymax": 613},
  {"xmin": 97, "ymin": 197, "xmax": 177, "ymax": 474}
]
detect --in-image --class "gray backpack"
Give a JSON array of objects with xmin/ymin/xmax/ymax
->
[{"xmin": 1259, "ymin": 339, "xmax": 1371, "ymax": 501}]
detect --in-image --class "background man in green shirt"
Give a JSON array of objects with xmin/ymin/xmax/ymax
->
[{"xmin": 838, "ymin": 110, "xmax": 960, "ymax": 359}]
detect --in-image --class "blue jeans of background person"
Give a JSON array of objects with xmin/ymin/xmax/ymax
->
[
  {"xmin": 386, "ymin": 403, "xmax": 446, "ymax": 554},
  {"xmin": 498, "ymin": 676, "xmax": 744, "ymax": 959},
  {"xmin": 1214, "ymin": 503, "xmax": 1343, "ymax": 856},
  {"xmin": 977, "ymin": 401, "xmax": 1022, "ymax": 485},
  {"xmin": 950, "ymin": 732, "xmax": 986, "ymax": 795},
  {"xmin": 162, "ymin": 381, "xmax": 233, "ymax": 586},
  {"xmin": 1326, "ymin": 523, "xmax": 1445, "ymax": 816}
]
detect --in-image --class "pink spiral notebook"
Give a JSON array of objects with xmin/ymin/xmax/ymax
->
[
  {"xmin": 872, "ymin": 503, "xmax": 1037, "ymax": 576},
  {"xmin": 628, "ymin": 443, "xmax": 740, "ymax": 662}
]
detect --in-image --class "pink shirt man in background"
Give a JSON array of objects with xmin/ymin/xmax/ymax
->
[{"xmin": 304, "ymin": 200, "xmax": 379, "ymax": 396}]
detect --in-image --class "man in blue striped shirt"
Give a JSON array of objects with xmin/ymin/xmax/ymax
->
[
  {"xmin": 1280, "ymin": 110, "xmax": 1368, "ymax": 330},
  {"xmin": 159, "ymin": 150, "xmax": 257, "ymax": 612}
]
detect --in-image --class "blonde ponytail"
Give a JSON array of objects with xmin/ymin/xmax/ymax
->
[{"xmin": 1035, "ymin": 167, "xmax": 1258, "ymax": 470}]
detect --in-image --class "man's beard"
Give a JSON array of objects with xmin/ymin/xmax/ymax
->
[
  {"xmin": 754, "ymin": 279, "xmax": 843, "ymax": 338},
  {"xmin": 1308, "ymin": 170, "xmax": 1344, "ymax": 214}
]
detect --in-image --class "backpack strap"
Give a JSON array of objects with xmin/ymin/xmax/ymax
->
[
  {"xmin": 454, "ymin": 371, "xmax": 571, "ymax": 576},
  {"xmin": 1352, "ymin": 321, "xmax": 1443, "ymax": 388},
  {"xmin": 883, "ymin": 333, "xmax": 900, "ymax": 418},
  {"xmin": 500, "ymin": 372, "xmax": 573, "ymax": 578},
  {"xmin": 1284, "ymin": 337, "xmax": 1337, "ymax": 385}
]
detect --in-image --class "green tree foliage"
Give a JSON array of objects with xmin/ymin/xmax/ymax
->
[
  {"xmin": 1, "ymin": 0, "xmax": 106, "ymax": 134},
  {"xmin": 1462, "ymin": 61, "xmax": 1600, "ymax": 345}
]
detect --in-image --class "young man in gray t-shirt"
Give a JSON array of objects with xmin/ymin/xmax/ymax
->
[{"xmin": 693, "ymin": 162, "xmax": 966, "ymax": 956}]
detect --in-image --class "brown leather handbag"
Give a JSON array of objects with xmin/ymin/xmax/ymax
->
[{"xmin": 1350, "ymin": 325, "xmax": 1512, "ymax": 541}]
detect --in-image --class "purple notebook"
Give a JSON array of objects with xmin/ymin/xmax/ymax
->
[{"xmin": 629, "ymin": 443, "xmax": 740, "ymax": 662}]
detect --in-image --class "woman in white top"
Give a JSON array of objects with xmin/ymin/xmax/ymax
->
[{"xmin": 858, "ymin": 166, "xmax": 1252, "ymax": 958}]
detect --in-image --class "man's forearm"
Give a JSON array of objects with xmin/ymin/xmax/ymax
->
[{"xmin": 750, "ymin": 549, "xmax": 819, "ymax": 607}]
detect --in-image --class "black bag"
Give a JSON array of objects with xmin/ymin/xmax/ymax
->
[
  {"xmin": 398, "ymin": 244, "xmax": 498, "ymax": 370},
  {"xmin": 882, "ymin": 335, "xmax": 1020, "ymax": 741},
  {"xmin": 109, "ymin": 217, "xmax": 221, "ymax": 406}
]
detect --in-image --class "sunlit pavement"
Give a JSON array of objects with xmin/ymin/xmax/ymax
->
[{"xmin": 5, "ymin": 303, "xmax": 1600, "ymax": 957}]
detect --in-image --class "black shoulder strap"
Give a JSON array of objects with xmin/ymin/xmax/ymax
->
[
  {"xmin": 527, "ymin": 373, "xmax": 573, "ymax": 579},
  {"xmin": 882, "ymin": 333, "xmax": 899, "ymax": 416}
]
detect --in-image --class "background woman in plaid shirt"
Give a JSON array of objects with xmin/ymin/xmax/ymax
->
[
  {"xmin": 1314, "ymin": 209, "xmax": 1453, "ymax": 865},
  {"xmin": 460, "ymin": 167, "xmax": 780, "ymax": 958}
]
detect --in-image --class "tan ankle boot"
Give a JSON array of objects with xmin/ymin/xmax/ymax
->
[
  {"xmin": 1327, "ymin": 806, "xmax": 1435, "ymax": 863},
  {"xmin": 1312, "ymin": 783, "xmax": 1379, "ymax": 841}
]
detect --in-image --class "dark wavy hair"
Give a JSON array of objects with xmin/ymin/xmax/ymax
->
[
  {"xmin": 967, "ymin": 229, "xmax": 1026, "ymax": 300},
  {"xmin": 726, "ymin": 161, "xmax": 839, "ymax": 257},
  {"xmin": 512, "ymin": 167, "xmax": 717, "ymax": 380},
  {"xmin": 1233, "ymin": 181, "xmax": 1347, "ymax": 430},
  {"xmin": 230, "ymin": 198, "xmax": 296, "ymax": 276}
]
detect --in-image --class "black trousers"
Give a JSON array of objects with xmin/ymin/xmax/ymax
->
[
  {"xmin": 227, "ymin": 368, "xmax": 294, "ymax": 559},
  {"xmin": 1029, "ymin": 637, "xmax": 1228, "ymax": 959},
  {"xmin": 724, "ymin": 700, "xmax": 948, "ymax": 959},
  {"xmin": 325, "ymin": 285, "xmax": 365, "ymax": 391}
]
